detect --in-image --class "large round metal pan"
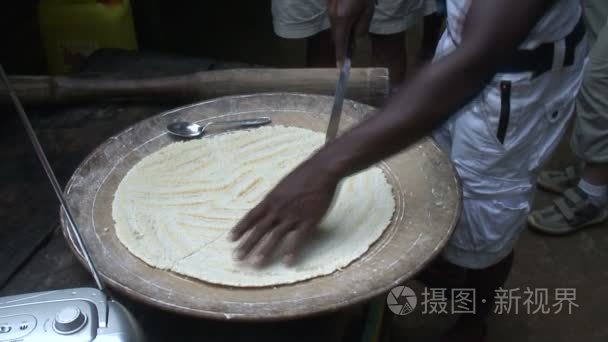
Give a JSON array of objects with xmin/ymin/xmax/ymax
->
[{"xmin": 61, "ymin": 93, "xmax": 461, "ymax": 321}]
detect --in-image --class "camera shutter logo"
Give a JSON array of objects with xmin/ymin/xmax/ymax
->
[{"xmin": 387, "ymin": 286, "xmax": 417, "ymax": 315}]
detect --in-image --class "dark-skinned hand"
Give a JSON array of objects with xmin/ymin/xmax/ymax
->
[
  {"xmin": 327, "ymin": 0, "xmax": 374, "ymax": 66},
  {"xmin": 230, "ymin": 0, "xmax": 556, "ymax": 267},
  {"xmin": 229, "ymin": 157, "xmax": 340, "ymax": 266},
  {"xmin": 229, "ymin": 0, "xmax": 372, "ymax": 267}
]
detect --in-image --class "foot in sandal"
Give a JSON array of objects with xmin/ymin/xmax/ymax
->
[
  {"xmin": 528, "ymin": 187, "xmax": 608, "ymax": 235},
  {"xmin": 537, "ymin": 165, "xmax": 580, "ymax": 194}
]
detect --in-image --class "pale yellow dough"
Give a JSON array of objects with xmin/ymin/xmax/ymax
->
[{"xmin": 112, "ymin": 126, "xmax": 395, "ymax": 287}]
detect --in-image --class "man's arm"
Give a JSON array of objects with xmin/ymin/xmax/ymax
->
[
  {"xmin": 321, "ymin": 0, "xmax": 556, "ymax": 177},
  {"xmin": 231, "ymin": 0, "xmax": 557, "ymax": 265}
]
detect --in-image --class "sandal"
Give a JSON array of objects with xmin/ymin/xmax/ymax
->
[
  {"xmin": 528, "ymin": 187, "xmax": 608, "ymax": 235},
  {"xmin": 537, "ymin": 166, "xmax": 580, "ymax": 194}
]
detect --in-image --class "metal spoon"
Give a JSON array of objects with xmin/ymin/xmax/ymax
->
[{"xmin": 167, "ymin": 117, "xmax": 272, "ymax": 138}]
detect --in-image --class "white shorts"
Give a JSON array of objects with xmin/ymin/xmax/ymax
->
[
  {"xmin": 432, "ymin": 30, "xmax": 588, "ymax": 269},
  {"xmin": 271, "ymin": 0, "xmax": 438, "ymax": 38}
]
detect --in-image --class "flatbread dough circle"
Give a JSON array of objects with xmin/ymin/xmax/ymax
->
[{"xmin": 112, "ymin": 126, "xmax": 395, "ymax": 287}]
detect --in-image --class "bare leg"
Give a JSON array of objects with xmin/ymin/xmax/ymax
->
[
  {"xmin": 581, "ymin": 162, "xmax": 608, "ymax": 186},
  {"xmin": 420, "ymin": 13, "xmax": 445, "ymax": 62},
  {"xmin": 306, "ymin": 29, "xmax": 335, "ymax": 68},
  {"xmin": 418, "ymin": 253, "xmax": 515, "ymax": 342},
  {"xmin": 370, "ymin": 32, "xmax": 407, "ymax": 88}
]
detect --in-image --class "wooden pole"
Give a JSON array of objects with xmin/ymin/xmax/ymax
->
[{"xmin": 0, "ymin": 68, "xmax": 389, "ymax": 107}]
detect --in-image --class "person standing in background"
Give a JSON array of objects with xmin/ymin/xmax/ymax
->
[
  {"xmin": 235, "ymin": 0, "xmax": 588, "ymax": 340},
  {"xmin": 271, "ymin": 0, "xmax": 440, "ymax": 88},
  {"xmin": 417, "ymin": 0, "xmax": 446, "ymax": 62},
  {"xmin": 528, "ymin": 0, "xmax": 608, "ymax": 234}
]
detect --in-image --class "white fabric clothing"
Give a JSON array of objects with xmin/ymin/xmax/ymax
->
[
  {"xmin": 271, "ymin": 0, "xmax": 437, "ymax": 38},
  {"xmin": 446, "ymin": 0, "xmax": 582, "ymax": 49},
  {"xmin": 434, "ymin": 0, "xmax": 587, "ymax": 269}
]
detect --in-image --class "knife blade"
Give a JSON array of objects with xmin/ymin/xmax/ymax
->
[{"xmin": 325, "ymin": 35, "xmax": 354, "ymax": 143}]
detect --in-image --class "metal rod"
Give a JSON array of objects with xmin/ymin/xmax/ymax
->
[{"xmin": 0, "ymin": 65, "xmax": 106, "ymax": 293}]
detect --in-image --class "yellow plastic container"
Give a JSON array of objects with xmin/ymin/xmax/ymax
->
[{"xmin": 39, "ymin": 0, "xmax": 138, "ymax": 74}]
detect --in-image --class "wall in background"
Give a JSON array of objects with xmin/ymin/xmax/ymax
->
[
  {"xmin": 0, "ymin": 0, "xmax": 308, "ymax": 75},
  {"xmin": 137, "ymin": 0, "xmax": 307, "ymax": 67},
  {"xmin": 0, "ymin": 1, "xmax": 46, "ymax": 74},
  {"xmin": 0, "ymin": 0, "xmax": 425, "ymax": 74}
]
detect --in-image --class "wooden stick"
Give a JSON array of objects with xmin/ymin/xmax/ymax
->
[{"xmin": 0, "ymin": 68, "xmax": 389, "ymax": 107}]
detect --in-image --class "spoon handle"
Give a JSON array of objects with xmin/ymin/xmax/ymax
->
[{"xmin": 207, "ymin": 117, "xmax": 271, "ymax": 130}]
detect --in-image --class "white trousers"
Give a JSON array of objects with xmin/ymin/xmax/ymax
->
[
  {"xmin": 271, "ymin": 0, "xmax": 437, "ymax": 38},
  {"xmin": 433, "ymin": 30, "xmax": 588, "ymax": 269}
]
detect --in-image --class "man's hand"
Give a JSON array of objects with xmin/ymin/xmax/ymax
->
[
  {"xmin": 230, "ymin": 158, "xmax": 340, "ymax": 266},
  {"xmin": 230, "ymin": 0, "xmax": 556, "ymax": 267},
  {"xmin": 327, "ymin": 0, "xmax": 374, "ymax": 66}
]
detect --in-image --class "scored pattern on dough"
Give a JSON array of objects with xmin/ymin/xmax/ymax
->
[{"xmin": 112, "ymin": 126, "xmax": 395, "ymax": 287}]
